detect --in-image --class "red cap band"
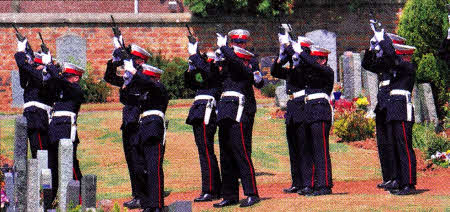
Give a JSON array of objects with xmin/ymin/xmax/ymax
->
[
  {"xmin": 65, "ymin": 68, "xmax": 83, "ymax": 76},
  {"xmin": 131, "ymin": 50, "xmax": 150, "ymax": 61},
  {"xmin": 392, "ymin": 40, "xmax": 405, "ymax": 45},
  {"xmin": 230, "ymin": 34, "xmax": 248, "ymax": 40},
  {"xmin": 311, "ymin": 51, "xmax": 329, "ymax": 57},
  {"xmin": 395, "ymin": 49, "xmax": 415, "ymax": 55},
  {"xmin": 235, "ymin": 52, "xmax": 252, "ymax": 60},
  {"xmin": 143, "ymin": 69, "xmax": 161, "ymax": 78}
]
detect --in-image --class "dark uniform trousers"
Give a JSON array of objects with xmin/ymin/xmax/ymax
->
[
  {"xmin": 24, "ymin": 107, "xmax": 51, "ymax": 158},
  {"xmin": 192, "ymin": 121, "xmax": 221, "ymax": 194},
  {"xmin": 134, "ymin": 115, "xmax": 165, "ymax": 209},
  {"xmin": 375, "ymin": 108, "xmax": 398, "ymax": 182},
  {"xmin": 121, "ymin": 105, "xmax": 141, "ymax": 198},
  {"xmin": 218, "ymin": 115, "xmax": 258, "ymax": 200}
]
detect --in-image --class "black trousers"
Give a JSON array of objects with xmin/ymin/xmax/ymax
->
[
  {"xmin": 48, "ymin": 136, "xmax": 83, "ymax": 202},
  {"xmin": 218, "ymin": 117, "xmax": 258, "ymax": 200},
  {"xmin": 27, "ymin": 128, "xmax": 49, "ymax": 158},
  {"xmin": 376, "ymin": 110, "xmax": 398, "ymax": 182},
  {"xmin": 122, "ymin": 125, "xmax": 141, "ymax": 198},
  {"xmin": 134, "ymin": 139, "xmax": 165, "ymax": 209},
  {"xmin": 192, "ymin": 122, "xmax": 221, "ymax": 194},
  {"xmin": 305, "ymin": 121, "xmax": 332, "ymax": 188},
  {"xmin": 286, "ymin": 122, "xmax": 314, "ymax": 188},
  {"xmin": 388, "ymin": 121, "xmax": 416, "ymax": 186}
]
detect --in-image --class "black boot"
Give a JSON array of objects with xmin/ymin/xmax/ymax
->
[
  {"xmin": 298, "ymin": 187, "xmax": 314, "ymax": 196},
  {"xmin": 213, "ymin": 199, "xmax": 239, "ymax": 208},
  {"xmin": 283, "ymin": 186, "xmax": 300, "ymax": 193},
  {"xmin": 306, "ymin": 187, "xmax": 332, "ymax": 196},
  {"xmin": 123, "ymin": 197, "xmax": 141, "ymax": 209},
  {"xmin": 194, "ymin": 193, "xmax": 220, "ymax": 202},
  {"xmin": 239, "ymin": 195, "xmax": 260, "ymax": 207},
  {"xmin": 390, "ymin": 185, "xmax": 416, "ymax": 195}
]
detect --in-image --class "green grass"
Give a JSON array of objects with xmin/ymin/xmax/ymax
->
[
  {"xmin": 329, "ymin": 142, "xmax": 349, "ymax": 152},
  {"xmin": 253, "ymin": 147, "xmax": 279, "ymax": 170}
]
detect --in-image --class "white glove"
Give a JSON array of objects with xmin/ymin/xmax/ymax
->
[
  {"xmin": 253, "ymin": 71, "xmax": 262, "ymax": 83},
  {"xmin": 42, "ymin": 51, "xmax": 52, "ymax": 65},
  {"xmin": 113, "ymin": 35, "xmax": 123, "ymax": 49},
  {"xmin": 278, "ymin": 33, "xmax": 290, "ymax": 45},
  {"xmin": 216, "ymin": 33, "xmax": 227, "ymax": 48},
  {"xmin": 188, "ymin": 41, "xmax": 198, "ymax": 56},
  {"xmin": 292, "ymin": 53, "xmax": 300, "ymax": 67},
  {"xmin": 292, "ymin": 40, "xmax": 302, "ymax": 54},
  {"xmin": 369, "ymin": 37, "xmax": 378, "ymax": 50},
  {"xmin": 17, "ymin": 38, "xmax": 28, "ymax": 52},
  {"xmin": 373, "ymin": 28, "xmax": 385, "ymax": 42},
  {"xmin": 214, "ymin": 49, "xmax": 224, "ymax": 62},
  {"xmin": 123, "ymin": 59, "xmax": 136, "ymax": 75}
]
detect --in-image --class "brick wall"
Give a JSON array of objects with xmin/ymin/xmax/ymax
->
[{"xmin": 0, "ymin": 4, "xmax": 403, "ymax": 110}]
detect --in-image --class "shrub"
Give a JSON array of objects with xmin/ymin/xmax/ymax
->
[
  {"xmin": 412, "ymin": 122, "xmax": 450, "ymax": 159},
  {"xmin": 397, "ymin": 0, "xmax": 449, "ymax": 120},
  {"xmin": 261, "ymin": 82, "xmax": 281, "ymax": 98},
  {"xmin": 147, "ymin": 51, "xmax": 195, "ymax": 99},
  {"xmin": 74, "ymin": 63, "xmax": 111, "ymax": 103},
  {"xmin": 334, "ymin": 111, "xmax": 376, "ymax": 142}
]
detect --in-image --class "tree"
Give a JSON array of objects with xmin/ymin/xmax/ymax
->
[{"xmin": 397, "ymin": 0, "xmax": 449, "ymax": 121}]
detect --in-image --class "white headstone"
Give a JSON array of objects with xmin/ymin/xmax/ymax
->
[
  {"xmin": 56, "ymin": 35, "xmax": 87, "ymax": 69},
  {"xmin": 305, "ymin": 30, "xmax": 337, "ymax": 82},
  {"xmin": 58, "ymin": 139, "xmax": 73, "ymax": 211},
  {"xmin": 27, "ymin": 159, "xmax": 40, "ymax": 212}
]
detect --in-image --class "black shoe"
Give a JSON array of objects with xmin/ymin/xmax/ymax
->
[
  {"xmin": 240, "ymin": 196, "xmax": 260, "ymax": 207},
  {"xmin": 391, "ymin": 185, "xmax": 416, "ymax": 195},
  {"xmin": 377, "ymin": 181, "xmax": 390, "ymax": 189},
  {"xmin": 384, "ymin": 180, "xmax": 400, "ymax": 191},
  {"xmin": 142, "ymin": 207, "xmax": 163, "ymax": 212},
  {"xmin": 213, "ymin": 199, "xmax": 239, "ymax": 208},
  {"xmin": 194, "ymin": 193, "xmax": 219, "ymax": 202},
  {"xmin": 298, "ymin": 187, "xmax": 314, "ymax": 196},
  {"xmin": 306, "ymin": 187, "xmax": 332, "ymax": 196},
  {"xmin": 123, "ymin": 197, "xmax": 141, "ymax": 209},
  {"xmin": 283, "ymin": 186, "xmax": 300, "ymax": 193}
]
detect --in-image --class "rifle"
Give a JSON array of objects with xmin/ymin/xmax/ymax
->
[
  {"xmin": 110, "ymin": 15, "xmax": 130, "ymax": 59},
  {"xmin": 185, "ymin": 24, "xmax": 196, "ymax": 44},
  {"xmin": 12, "ymin": 23, "xmax": 34, "ymax": 59},
  {"xmin": 38, "ymin": 32, "xmax": 49, "ymax": 54},
  {"xmin": 368, "ymin": 2, "xmax": 382, "ymax": 32}
]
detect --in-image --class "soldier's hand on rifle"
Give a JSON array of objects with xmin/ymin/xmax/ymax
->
[
  {"xmin": 124, "ymin": 59, "xmax": 136, "ymax": 75},
  {"xmin": 369, "ymin": 36, "xmax": 379, "ymax": 51},
  {"xmin": 253, "ymin": 71, "xmax": 263, "ymax": 84},
  {"xmin": 278, "ymin": 33, "xmax": 290, "ymax": 46},
  {"xmin": 17, "ymin": 38, "xmax": 28, "ymax": 52},
  {"xmin": 214, "ymin": 49, "xmax": 224, "ymax": 62},
  {"xmin": 188, "ymin": 41, "xmax": 198, "ymax": 56},
  {"xmin": 113, "ymin": 35, "xmax": 123, "ymax": 50},
  {"xmin": 42, "ymin": 51, "xmax": 52, "ymax": 65},
  {"xmin": 292, "ymin": 41, "xmax": 302, "ymax": 67},
  {"xmin": 374, "ymin": 28, "xmax": 385, "ymax": 42},
  {"xmin": 216, "ymin": 33, "xmax": 227, "ymax": 48}
]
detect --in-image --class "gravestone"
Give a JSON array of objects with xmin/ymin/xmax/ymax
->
[
  {"xmin": 37, "ymin": 150, "xmax": 48, "ymax": 185},
  {"xmin": 412, "ymin": 85, "xmax": 423, "ymax": 123},
  {"xmin": 11, "ymin": 70, "xmax": 24, "ymax": 108},
  {"xmin": 417, "ymin": 83, "xmax": 438, "ymax": 124},
  {"xmin": 66, "ymin": 180, "xmax": 80, "ymax": 208},
  {"xmin": 13, "ymin": 116, "xmax": 28, "ymax": 212},
  {"xmin": 361, "ymin": 51, "xmax": 379, "ymax": 116},
  {"xmin": 341, "ymin": 52, "xmax": 362, "ymax": 99},
  {"xmin": 259, "ymin": 56, "xmax": 277, "ymax": 81},
  {"xmin": 56, "ymin": 35, "xmax": 87, "ymax": 69},
  {"xmin": 41, "ymin": 168, "xmax": 52, "ymax": 189},
  {"xmin": 41, "ymin": 168, "xmax": 53, "ymax": 211},
  {"xmin": 81, "ymin": 174, "xmax": 97, "ymax": 211},
  {"xmin": 5, "ymin": 172, "xmax": 15, "ymax": 212},
  {"xmin": 305, "ymin": 30, "xmax": 337, "ymax": 82},
  {"xmin": 26, "ymin": 159, "xmax": 40, "ymax": 212},
  {"xmin": 275, "ymin": 80, "xmax": 288, "ymax": 110},
  {"xmin": 58, "ymin": 139, "xmax": 73, "ymax": 211},
  {"xmin": 168, "ymin": 201, "xmax": 192, "ymax": 212}
]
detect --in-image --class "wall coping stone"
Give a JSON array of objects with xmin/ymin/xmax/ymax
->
[{"xmin": 0, "ymin": 13, "xmax": 192, "ymax": 24}]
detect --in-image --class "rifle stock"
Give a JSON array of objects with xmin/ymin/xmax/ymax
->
[
  {"xmin": 185, "ymin": 24, "xmax": 196, "ymax": 44},
  {"xmin": 110, "ymin": 15, "xmax": 130, "ymax": 59}
]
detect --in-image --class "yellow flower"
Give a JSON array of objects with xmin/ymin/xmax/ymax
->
[
  {"xmin": 356, "ymin": 97, "xmax": 369, "ymax": 106},
  {"xmin": 446, "ymin": 150, "xmax": 450, "ymax": 154}
]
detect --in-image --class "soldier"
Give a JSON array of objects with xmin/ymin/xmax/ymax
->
[
  {"xmin": 373, "ymin": 29, "xmax": 418, "ymax": 195},
  {"xmin": 14, "ymin": 39, "xmax": 55, "ymax": 159},
  {"xmin": 185, "ymin": 39, "xmax": 222, "ymax": 202},
  {"xmin": 293, "ymin": 42, "xmax": 334, "ymax": 196},
  {"xmin": 271, "ymin": 33, "xmax": 315, "ymax": 195},
  {"xmin": 104, "ymin": 41, "xmax": 151, "ymax": 209},
  {"xmin": 213, "ymin": 29, "xmax": 264, "ymax": 208},
  {"xmin": 47, "ymin": 62, "xmax": 85, "ymax": 203},
  {"xmin": 131, "ymin": 63, "xmax": 169, "ymax": 212},
  {"xmin": 362, "ymin": 31, "xmax": 405, "ymax": 190}
]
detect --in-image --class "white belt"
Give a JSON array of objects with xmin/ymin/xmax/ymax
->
[
  {"xmin": 52, "ymin": 111, "xmax": 77, "ymax": 142},
  {"xmin": 140, "ymin": 110, "xmax": 167, "ymax": 145},
  {"xmin": 305, "ymin": 93, "xmax": 334, "ymax": 123},
  {"xmin": 390, "ymin": 89, "xmax": 413, "ymax": 121},
  {"xmin": 194, "ymin": 95, "xmax": 216, "ymax": 125},
  {"xmin": 289, "ymin": 90, "xmax": 306, "ymax": 100},
  {"xmin": 23, "ymin": 101, "xmax": 53, "ymax": 121},
  {"xmin": 221, "ymin": 91, "xmax": 245, "ymax": 123},
  {"xmin": 305, "ymin": 93, "xmax": 330, "ymax": 102},
  {"xmin": 379, "ymin": 80, "xmax": 390, "ymax": 88}
]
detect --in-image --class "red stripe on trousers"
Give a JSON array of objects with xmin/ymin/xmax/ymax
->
[
  {"xmin": 240, "ymin": 122, "xmax": 257, "ymax": 194},
  {"xmin": 311, "ymin": 164, "xmax": 315, "ymax": 187},
  {"xmin": 203, "ymin": 122, "xmax": 213, "ymax": 192},
  {"xmin": 38, "ymin": 132, "xmax": 43, "ymax": 150},
  {"xmin": 158, "ymin": 143, "xmax": 162, "ymax": 208},
  {"xmin": 401, "ymin": 122, "xmax": 412, "ymax": 185},
  {"xmin": 322, "ymin": 122, "xmax": 329, "ymax": 187},
  {"xmin": 72, "ymin": 167, "xmax": 82, "ymax": 204}
]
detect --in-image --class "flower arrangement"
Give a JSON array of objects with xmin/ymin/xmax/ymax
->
[
  {"xmin": 333, "ymin": 83, "xmax": 343, "ymax": 93},
  {"xmin": 355, "ymin": 96, "xmax": 369, "ymax": 111},
  {"xmin": 430, "ymin": 150, "xmax": 450, "ymax": 168}
]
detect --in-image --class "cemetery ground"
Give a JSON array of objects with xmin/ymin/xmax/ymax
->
[{"xmin": 1, "ymin": 99, "xmax": 449, "ymax": 211}]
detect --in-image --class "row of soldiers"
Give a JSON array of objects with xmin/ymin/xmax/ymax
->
[{"xmin": 15, "ymin": 21, "xmax": 420, "ymax": 212}]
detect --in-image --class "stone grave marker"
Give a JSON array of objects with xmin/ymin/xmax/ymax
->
[
  {"xmin": 66, "ymin": 180, "xmax": 80, "ymax": 208},
  {"xmin": 11, "ymin": 70, "xmax": 24, "ymax": 108},
  {"xmin": 26, "ymin": 159, "xmax": 39, "ymax": 212},
  {"xmin": 13, "ymin": 116, "xmax": 28, "ymax": 212},
  {"xmin": 56, "ymin": 35, "xmax": 87, "ymax": 69},
  {"xmin": 58, "ymin": 139, "xmax": 73, "ymax": 211},
  {"xmin": 341, "ymin": 52, "xmax": 362, "ymax": 99},
  {"xmin": 305, "ymin": 30, "xmax": 337, "ymax": 82},
  {"xmin": 5, "ymin": 172, "xmax": 15, "ymax": 212},
  {"xmin": 81, "ymin": 174, "xmax": 97, "ymax": 211}
]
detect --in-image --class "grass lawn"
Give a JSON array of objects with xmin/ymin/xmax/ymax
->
[{"xmin": 1, "ymin": 102, "xmax": 449, "ymax": 211}]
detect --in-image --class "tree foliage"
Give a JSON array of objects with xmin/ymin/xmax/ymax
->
[
  {"xmin": 397, "ymin": 0, "xmax": 449, "ymax": 120},
  {"xmin": 184, "ymin": 0, "xmax": 293, "ymax": 17}
]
